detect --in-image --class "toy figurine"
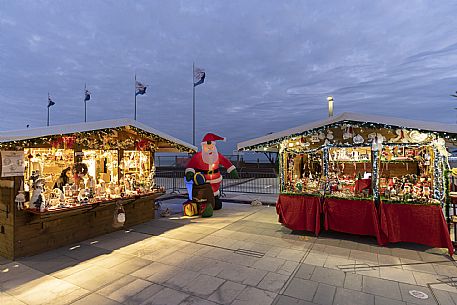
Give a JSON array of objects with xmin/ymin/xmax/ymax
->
[
  {"xmin": 15, "ymin": 181, "xmax": 26, "ymax": 210},
  {"xmin": 30, "ymin": 175, "xmax": 46, "ymax": 212}
]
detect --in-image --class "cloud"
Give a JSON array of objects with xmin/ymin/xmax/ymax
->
[{"xmin": 1, "ymin": 1, "xmax": 457, "ymax": 152}]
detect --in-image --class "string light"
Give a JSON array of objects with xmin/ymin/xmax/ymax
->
[
  {"xmin": 265, "ymin": 121, "xmax": 452, "ymax": 206},
  {"xmin": 239, "ymin": 120, "xmax": 456, "ymax": 152},
  {"xmin": 0, "ymin": 126, "xmax": 195, "ymax": 153},
  {"xmin": 372, "ymin": 150, "xmax": 380, "ymax": 201}
]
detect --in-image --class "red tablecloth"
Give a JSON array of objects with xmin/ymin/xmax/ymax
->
[
  {"xmin": 355, "ymin": 179, "xmax": 372, "ymax": 194},
  {"xmin": 379, "ymin": 202, "xmax": 454, "ymax": 256},
  {"xmin": 276, "ymin": 194, "xmax": 322, "ymax": 235},
  {"xmin": 323, "ymin": 198, "xmax": 383, "ymax": 245}
]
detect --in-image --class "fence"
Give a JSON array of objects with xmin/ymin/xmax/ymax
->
[
  {"xmin": 155, "ymin": 154, "xmax": 274, "ymax": 168},
  {"xmin": 154, "ymin": 169, "xmax": 279, "ymax": 195}
]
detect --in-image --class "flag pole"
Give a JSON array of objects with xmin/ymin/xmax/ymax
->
[
  {"xmin": 84, "ymin": 83, "xmax": 87, "ymax": 122},
  {"xmin": 47, "ymin": 92, "xmax": 50, "ymax": 126},
  {"xmin": 192, "ymin": 62, "xmax": 195, "ymax": 146},
  {"xmin": 134, "ymin": 74, "xmax": 137, "ymax": 120}
]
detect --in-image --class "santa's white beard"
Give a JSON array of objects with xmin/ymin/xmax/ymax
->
[{"xmin": 202, "ymin": 146, "xmax": 218, "ymax": 165}]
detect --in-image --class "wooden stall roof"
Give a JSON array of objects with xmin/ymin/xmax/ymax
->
[
  {"xmin": 0, "ymin": 118, "xmax": 197, "ymax": 153},
  {"xmin": 237, "ymin": 112, "xmax": 457, "ymax": 152}
]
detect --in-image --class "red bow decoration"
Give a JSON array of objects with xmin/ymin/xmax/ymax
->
[
  {"xmin": 50, "ymin": 137, "xmax": 64, "ymax": 148},
  {"xmin": 62, "ymin": 136, "xmax": 76, "ymax": 149},
  {"xmin": 135, "ymin": 139, "xmax": 150, "ymax": 151}
]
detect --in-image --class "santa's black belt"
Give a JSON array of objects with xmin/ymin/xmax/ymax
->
[{"xmin": 196, "ymin": 169, "xmax": 219, "ymax": 175}]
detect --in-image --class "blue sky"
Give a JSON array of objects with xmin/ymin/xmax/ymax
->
[{"xmin": 1, "ymin": 1, "xmax": 457, "ymax": 153}]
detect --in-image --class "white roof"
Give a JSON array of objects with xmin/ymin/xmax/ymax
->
[
  {"xmin": 237, "ymin": 112, "xmax": 457, "ymax": 151},
  {"xmin": 0, "ymin": 118, "xmax": 197, "ymax": 152}
]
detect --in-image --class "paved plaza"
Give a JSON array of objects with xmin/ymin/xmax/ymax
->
[{"xmin": 2, "ymin": 199, "xmax": 457, "ymax": 305}]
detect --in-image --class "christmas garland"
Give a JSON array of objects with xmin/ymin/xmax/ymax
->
[{"xmin": 0, "ymin": 126, "xmax": 195, "ymax": 153}]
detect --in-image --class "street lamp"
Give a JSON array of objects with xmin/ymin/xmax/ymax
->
[{"xmin": 327, "ymin": 96, "xmax": 334, "ymax": 117}]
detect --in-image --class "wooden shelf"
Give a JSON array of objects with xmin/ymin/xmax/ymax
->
[{"xmin": 24, "ymin": 191, "xmax": 164, "ymax": 223}]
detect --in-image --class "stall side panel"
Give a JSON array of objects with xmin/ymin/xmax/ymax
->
[{"xmin": 0, "ymin": 177, "xmax": 17, "ymax": 259}]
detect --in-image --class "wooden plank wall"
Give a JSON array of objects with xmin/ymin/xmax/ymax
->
[
  {"xmin": 12, "ymin": 196, "xmax": 155, "ymax": 259},
  {"xmin": 0, "ymin": 177, "xmax": 15, "ymax": 259}
]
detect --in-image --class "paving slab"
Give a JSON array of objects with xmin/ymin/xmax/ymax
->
[
  {"xmin": 310, "ymin": 266, "xmax": 345, "ymax": 287},
  {"xmin": 70, "ymin": 293, "xmax": 122, "ymax": 305},
  {"xmin": 208, "ymin": 280, "xmax": 245, "ymax": 304},
  {"xmin": 343, "ymin": 272, "xmax": 362, "ymax": 291},
  {"xmin": 375, "ymin": 295, "xmax": 406, "ymax": 305},
  {"xmin": 182, "ymin": 274, "xmax": 225, "ymax": 298},
  {"xmin": 2, "ymin": 201, "xmax": 456, "ymax": 305},
  {"xmin": 257, "ymin": 272, "xmax": 289, "ymax": 293},
  {"xmin": 140, "ymin": 287, "xmax": 189, "ymax": 305},
  {"xmin": 283, "ymin": 278, "xmax": 318, "ymax": 301},
  {"xmin": 295, "ymin": 264, "xmax": 316, "ymax": 280},
  {"xmin": 179, "ymin": 295, "xmax": 218, "ymax": 305},
  {"xmin": 362, "ymin": 276, "xmax": 402, "ymax": 300},
  {"xmin": 333, "ymin": 287, "xmax": 374, "ymax": 305},
  {"xmin": 272, "ymin": 294, "xmax": 315, "ymax": 305},
  {"xmin": 232, "ymin": 286, "xmax": 277, "ymax": 305},
  {"xmin": 97, "ymin": 276, "xmax": 155, "ymax": 303},
  {"xmin": 313, "ymin": 283, "xmax": 336, "ymax": 305}
]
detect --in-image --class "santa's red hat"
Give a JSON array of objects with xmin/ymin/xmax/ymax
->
[{"xmin": 201, "ymin": 133, "xmax": 225, "ymax": 144}]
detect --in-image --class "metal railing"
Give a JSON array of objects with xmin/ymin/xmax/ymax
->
[
  {"xmin": 154, "ymin": 169, "xmax": 279, "ymax": 195},
  {"xmin": 155, "ymin": 170, "xmax": 187, "ymax": 194},
  {"xmin": 220, "ymin": 171, "xmax": 278, "ymax": 195},
  {"xmin": 155, "ymin": 155, "xmax": 275, "ymax": 168}
]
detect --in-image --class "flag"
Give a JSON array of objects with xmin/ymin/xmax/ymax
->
[
  {"xmin": 193, "ymin": 67, "xmax": 205, "ymax": 87},
  {"xmin": 135, "ymin": 81, "xmax": 147, "ymax": 96},
  {"xmin": 84, "ymin": 89, "xmax": 91, "ymax": 102},
  {"xmin": 47, "ymin": 95, "xmax": 55, "ymax": 108}
]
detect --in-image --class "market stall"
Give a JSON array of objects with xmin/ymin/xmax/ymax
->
[
  {"xmin": 0, "ymin": 119, "xmax": 196, "ymax": 259},
  {"xmin": 238, "ymin": 112, "xmax": 456, "ymax": 254}
]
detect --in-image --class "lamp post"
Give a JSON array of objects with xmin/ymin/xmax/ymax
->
[{"xmin": 327, "ymin": 96, "xmax": 334, "ymax": 117}]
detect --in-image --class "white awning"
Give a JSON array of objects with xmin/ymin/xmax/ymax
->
[
  {"xmin": 237, "ymin": 112, "xmax": 457, "ymax": 151},
  {"xmin": 0, "ymin": 118, "xmax": 197, "ymax": 153}
]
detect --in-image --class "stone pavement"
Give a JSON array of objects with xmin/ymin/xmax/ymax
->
[{"xmin": 1, "ymin": 199, "xmax": 457, "ymax": 305}]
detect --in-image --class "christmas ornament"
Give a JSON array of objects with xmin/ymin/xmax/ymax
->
[
  {"xmin": 326, "ymin": 130, "xmax": 334, "ymax": 140},
  {"xmin": 342, "ymin": 125, "xmax": 354, "ymax": 140},
  {"xmin": 409, "ymin": 131, "xmax": 428, "ymax": 143},
  {"xmin": 353, "ymin": 134, "xmax": 364, "ymax": 144},
  {"xmin": 15, "ymin": 181, "xmax": 26, "ymax": 210},
  {"xmin": 392, "ymin": 129, "xmax": 410, "ymax": 143}
]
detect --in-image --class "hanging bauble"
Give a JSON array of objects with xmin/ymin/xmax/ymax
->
[
  {"xmin": 342, "ymin": 125, "xmax": 354, "ymax": 140},
  {"xmin": 326, "ymin": 130, "xmax": 334, "ymax": 140},
  {"xmin": 353, "ymin": 134, "xmax": 364, "ymax": 144},
  {"xmin": 408, "ymin": 130, "xmax": 428, "ymax": 143},
  {"xmin": 392, "ymin": 129, "xmax": 410, "ymax": 143},
  {"xmin": 311, "ymin": 135, "xmax": 320, "ymax": 143}
]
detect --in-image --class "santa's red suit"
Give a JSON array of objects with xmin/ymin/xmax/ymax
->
[{"xmin": 185, "ymin": 133, "xmax": 236, "ymax": 197}]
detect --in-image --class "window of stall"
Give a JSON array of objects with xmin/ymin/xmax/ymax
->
[
  {"xmin": 122, "ymin": 150, "xmax": 153, "ymax": 193},
  {"xmin": 24, "ymin": 148, "xmax": 74, "ymax": 191},
  {"xmin": 328, "ymin": 146, "xmax": 373, "ymax": 198},
  {"xmin": 82, "ymin": 150, "xmax": 119, "ymax": 185},
  {"xmin": 379, "ymin": 145, "xmax": 433, "ymax": 203},
  {"xmin": 283, "ymin": 150, "xmax": 323, "ymax": 194}
]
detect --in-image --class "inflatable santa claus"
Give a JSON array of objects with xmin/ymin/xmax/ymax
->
[{"xmin": 185, "ymin": 133, "xmax": 239, "ymax": 210}]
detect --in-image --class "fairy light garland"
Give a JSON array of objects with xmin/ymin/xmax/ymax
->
[
  {"xmin": 239, "ymin": 120, "xmax": 457, "ymax": 152},
  {"xmin": 323, "ymin": 147, "xmax": 329, "ymax": 177},
  {"xmin": 0, "ymin": 125, "xmax": 195, "ymax": 153},
  {"xmin": 271, "ymin": 119, "xmax": 454, "ymax": 204},
  {"xmin": 372, "ymin": 149, "xmax": 380, "ymax": 201}
]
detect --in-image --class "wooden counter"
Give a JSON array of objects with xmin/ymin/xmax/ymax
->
[{"xmin": 0, "ymin": 184, "xmax": 163, "ymax": 259}]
